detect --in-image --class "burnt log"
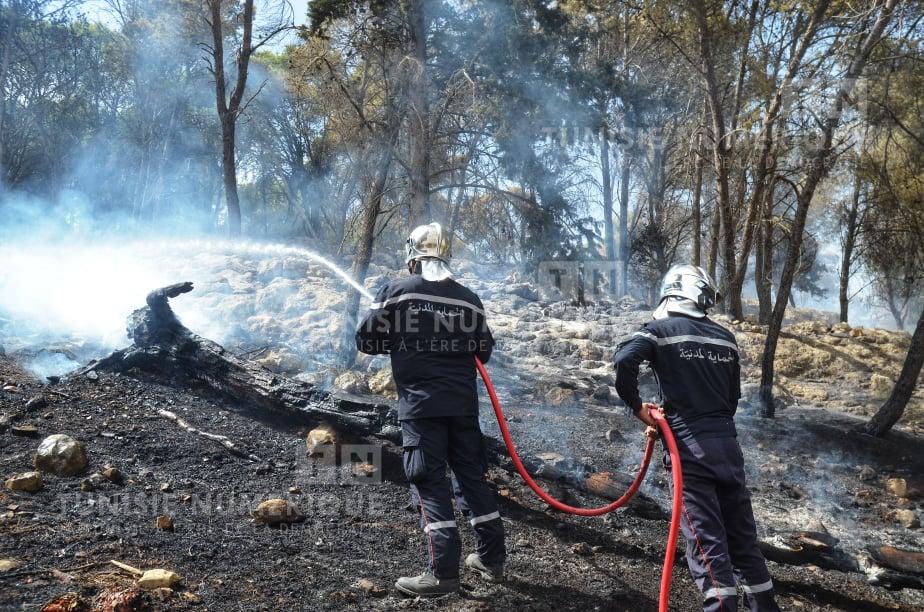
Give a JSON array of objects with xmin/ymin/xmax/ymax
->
[
  {"xmin": 871, "ymin": 545, "xmax": 924, "ymax": 576},
  {"xmin": 80, "ymin": 282, "xmax": 400, "ymax": 442},
  {"xmin": 759, "ymin": 530, "xmax": 859, "ymax": 573},
  {"xmin": 80, "ymin": 282, "xmax": 659, "ymax": 510}
]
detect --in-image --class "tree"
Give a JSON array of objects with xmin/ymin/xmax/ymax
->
[
  {"xmin": 203, "ymin": 0, "xmax": 290, "ymax": 236},
  {"xmin": 864, "ymin": 308, "xmax": 924, "ymax": 435},
  {"xmin": 759, "ymin": 0, "xmax": 900, "ymax": 417}
]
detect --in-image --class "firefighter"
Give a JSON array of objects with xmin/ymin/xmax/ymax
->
[
  {"xmin": 355, "ymin": 222, "xmax": 506, "ymax": 597},
  {"xmin": 613, "ymin": 265, "xmax": 780, "ymax": 612}
]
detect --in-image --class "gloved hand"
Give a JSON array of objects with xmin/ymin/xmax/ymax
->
[{"xmin": 635, "ymin": 401, "xmax": 661, "ymax": 428}]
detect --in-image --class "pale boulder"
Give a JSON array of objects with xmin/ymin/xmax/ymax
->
[{"xmin": 33, "ymin": 434, "xmax": 87, "ymax": 476}]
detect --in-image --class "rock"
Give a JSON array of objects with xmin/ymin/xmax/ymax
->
[
  {"xmin": 592, "ymin": 385, "xmax": 611, "ymax": 401},
  {"xmin": 546, "ymin": 387, "xmax": 576, "ymax": 405},
  {"xmin": 101, "ymin": 467, "xmax": 124, "ymax": 485},
  {"xmin": 34, "ymin": 434, "xmax": 88, "ymax": 476},
  {"xmin": 571, "ymin": 542, "xmax": 593, "ymax": 556},
  {"xmin": 255, "ymin": 462, "xmax": 273, "ymax": 475},
  {"xmin": 25, "ymin": 395, "xmax": 47, "ymax": 411},
  {"xmin": 85, "ymin": 370, "xmax": 99, "ymax": 381},
  {"xmin": 306, "ymin": 425, "xmax": 339, "ymax": 458},
  {"xmin": 507, "ymin": 283, "xmax": 539, "ymax": 301},
  {"xmin": 367, "ymin": 366, "xmax": 397, "ymax": 399},
  {"xmin": 159, "ymin": 482, "xmax": 172, "ymax": 492},
  {"xmin": 886, "ymin": 478, "xmax": 908, "ymax": 497},
  {"xmin": 79, "ymin": 472, "xmax": 105, "ymax": 492},
  {"xmin": 11, "ymin": 424, "xmax": 39, "ymax": 437},
  {"xmin": 870, "ymin": 374, "xmax": 894, "ymax": 396},
  {"xmin": 0, "ymin": 558, "xmax": 22, "ymax": 571},
  {"xmin": 5, "ymin": 471, "xmax": 43, "ymax": 493},
  {"xmin": 889, "ymin": 509, "xmax": 919, "ymax": 529},
  {"xmin": 604, "ymin": 429, "xmax": 624, "ymax": 442},
  {"xmin": 356, "ymin": 578, "xmax": 387, "ymax": 597},
  {"xmin": 40, "ymin": 592, "xmax": 89, "ymax": 612},
  {"xmin": 857, "ymin": 465, "xmax": 876, "ymax": 482},
  {"xmin": 155, "ymin": 515, "xmax": 174, "ymax": 531},
  {"xmin": 253, "ymin": 498, "xmax": 304, "ymax": 525},
  {"xmin": 334, "ymin": 371, "xmax": 367, "ymax": 394},
  {"xmin": 137, "ymin": 568, "xmax": 182, "ymax": 590}
]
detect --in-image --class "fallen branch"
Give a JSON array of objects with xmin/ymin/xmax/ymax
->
[
  {"xmin": 157, "ymin": 408, "xmax": 261, "ymax": 462},
  {"xmin": 109, "ymin": 560, "xmax": 143, "ymax": 577}
]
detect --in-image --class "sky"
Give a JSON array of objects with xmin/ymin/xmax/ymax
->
[{"xmin": 82, "ymin": 0, "xmax": 313, "ymax": 41}]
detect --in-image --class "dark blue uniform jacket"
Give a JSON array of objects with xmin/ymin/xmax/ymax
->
[
  {"xmin": 355, "ymin": 274, "xmax": 494, "ymax": 420},
  {"xmin": 613, "ymin": 314, "xmax": 741, "ymax": 443}
]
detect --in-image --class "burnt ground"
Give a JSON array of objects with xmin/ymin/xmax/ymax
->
[{"xmin": 1, "ymin": 354, "xmax": 922, "ymax": 611}]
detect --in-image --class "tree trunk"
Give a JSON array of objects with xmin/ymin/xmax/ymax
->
[
  {"xmin": 725, "ymin": 0, "xmax": 829, "ymax": 319},
  {"xmin": 208, "ymin": 0, "xmax": 256, "ymax": 237},
  {"xmin": 220, "ymin": 116, "xmax": 242, "ymax": 235},
  {"xmin": 342, "ymin": 130, "xmax": 399, "ymax": 367},
  {"xmin": 693, "ymin": 0, "xmax": 737, "ymax": 312},
  {"xmin": 755, "ymin": 179, "xmax": 774, "ymax": 324},
  {"xmin": 839, "ymin": 172, "xmax": 862, "ymax": 323},
  {"xmin": 863, "ymin": 308, "xmax": 924, "ymax": 436},
  {"xmin": 691, "ymin": 129, "xmax": 705, "ymax": 268},
  {"xmin": 759, "ymin": 0, "xmax": 898, "ymax": 417},
  {"xmin": 707, "ymin": 197, "xmax": 721, "ymax": 280},
  {"xmin": 405, "ymin": 0, "xmax": 430, "ymax": 226},
  {"xmin": 0, "ymin": 0, "xmax": 19, "ymax": 181},
  {"xmin": 618, "ymin": 147, "xmax": 631, "ymax": 296},
  {"xmin": 601, "ymin": 117, "xmax": 616, "ymax": 295}
]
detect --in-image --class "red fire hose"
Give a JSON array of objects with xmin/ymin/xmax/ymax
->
[{"xmin": 474, "ymin": 357, "xmax": 683, "ymax": 612}]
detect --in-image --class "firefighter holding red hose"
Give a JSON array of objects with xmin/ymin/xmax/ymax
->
[
  {"xmin": 355, "ymin": 223, "xmax": 505, "ymax": 597},
  {"xmin": 613, "ymin": 265, "xmax": 780, "ymax": 612}
]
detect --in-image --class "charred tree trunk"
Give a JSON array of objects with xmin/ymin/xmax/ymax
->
[
  {"xmin": 759, "ymin": 0, "xmax": 898, "ymax": 417},
  {"xmin": 863, "ymin": 308, "xmax": 924, "ymax": 436},
  {"xmin": 839, "ymin": 172, "xmax": 862, "ymax": 323}
]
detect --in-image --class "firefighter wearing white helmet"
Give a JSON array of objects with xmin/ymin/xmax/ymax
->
[
  {"xmin": 356, "ymin": 222, "xmax": 505, "ymax": 597},
  {"xmin": 404, "ymin": 222, "xmax": 453, "ymax": 281},
  {"xmin": 613, "ymin": 264, "xmax": 780, "ymax": 612}
]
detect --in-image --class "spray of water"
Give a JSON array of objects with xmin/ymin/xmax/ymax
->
[
  {"xmin": 0, "ymin": 238, "xmax": 376, "ymax": 376},
  {"xmin": 192, "ymin": 239, "xmax": 376, "ymax": 302}
]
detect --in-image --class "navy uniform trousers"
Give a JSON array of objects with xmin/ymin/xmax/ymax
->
[
  {"xmin": 667, "ymin": 436, "xmax": 780, "ymax": 612},
  {"xmin": 401, "ymin": 415, "xmax": 506, "ymax": 578}
]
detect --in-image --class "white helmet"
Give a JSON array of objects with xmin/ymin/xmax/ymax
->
[
  {"xmin": 659, "ymin": 264, "xmax": 721, "ymax": 310},
  {"xmin": 405, "ymin": 222, "xmax": 451, "ymax": 265}
]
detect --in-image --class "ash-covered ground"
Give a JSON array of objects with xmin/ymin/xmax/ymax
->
[{"xmin": 1, "ymin": 242, "xmax": 922, "ymax": 610}]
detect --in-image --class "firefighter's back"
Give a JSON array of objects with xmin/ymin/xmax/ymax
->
[{"xmin": 639, "ymin": 314, "xmax": 740, "ymax": 442}]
